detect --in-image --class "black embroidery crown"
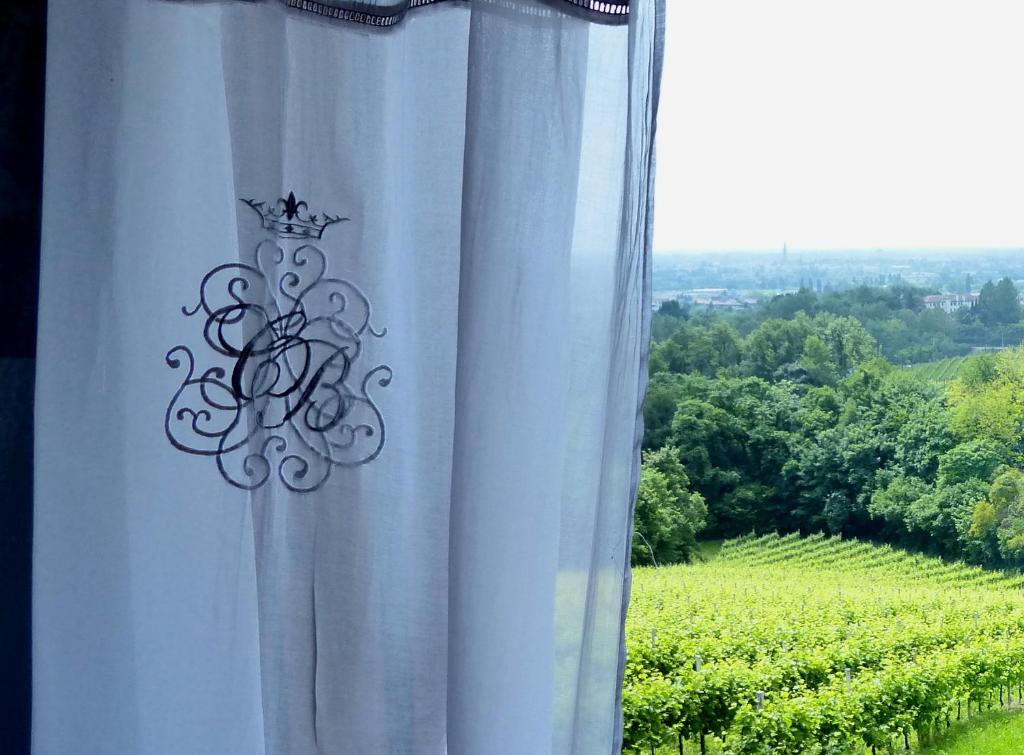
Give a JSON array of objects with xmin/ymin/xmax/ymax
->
[{"xmin": 240, "ymin": 191, "xmax": 348, "ymax": 240}]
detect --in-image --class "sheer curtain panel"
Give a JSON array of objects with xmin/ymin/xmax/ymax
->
[{"xmin": 33, "ymin": 0, "xmax": 663, "ymax": 753}]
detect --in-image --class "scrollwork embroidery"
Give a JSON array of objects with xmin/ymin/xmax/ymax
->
[{"xmin": 165, "ymin": 194, "xmax": 391, "ymax": 492}]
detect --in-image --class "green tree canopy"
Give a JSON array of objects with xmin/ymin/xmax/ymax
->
[
  {"xmin": 631, "ymin": 446, "xmax": 707, "ymax": 565},
  {"xmin": 977, "ymin": 277, "xmax": 1021, "ymax": 326},
  {"xmin": 937, "ymin": 439, "xmax": 1007, "ymax": 486}
]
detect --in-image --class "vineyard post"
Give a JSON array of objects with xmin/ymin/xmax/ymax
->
[
  {"xmin": 756, "ymin": 691, "xmax": 764, "ymax": 712},
  {"xmin": 651, "ymin": 627, "xmax": 657, "ymax": 650},
  {"xmin": 845, "ymin": 667, "xmax": 851, "ymax": 693}
]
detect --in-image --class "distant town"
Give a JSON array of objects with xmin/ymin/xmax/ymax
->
[{"xmin": 652, "ymin": 247, "xmax": 1024, "ymax": 312}]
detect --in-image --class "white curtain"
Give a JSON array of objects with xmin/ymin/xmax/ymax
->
[{"xmin": 33, "ymin": 1, "xmax": 662, "ymax": 753}]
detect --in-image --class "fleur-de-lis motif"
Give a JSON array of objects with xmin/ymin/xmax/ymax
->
[{"xmin": 278, "ymin": 191, "xmax": 307, "ymax": 221}]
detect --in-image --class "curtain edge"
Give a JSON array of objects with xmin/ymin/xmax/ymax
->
[{"xmin": 611, "ymin": 0, "xmax": 664, "ymax": 750}]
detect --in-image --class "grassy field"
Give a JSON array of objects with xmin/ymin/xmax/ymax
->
[
  {"xmin": 643, "ymin": 709, "xmax": 1024, "ymax": 755},
  {"xmin": 623, "ymin": 534, "xmax": 1024, "ymax": 754},
  {"xmin": 921, "ymin": 710, "xmax": 1024, "ymax": 754}
]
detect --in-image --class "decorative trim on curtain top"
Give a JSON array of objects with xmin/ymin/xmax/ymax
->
[{"xmin": 278, "ymin": 0, "xmax": 630, "ymax": 26}]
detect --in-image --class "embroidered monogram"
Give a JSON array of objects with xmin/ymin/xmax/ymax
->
[{"xmin": 165, "ymin": 193, "xmax": 391, "ymax": 492}]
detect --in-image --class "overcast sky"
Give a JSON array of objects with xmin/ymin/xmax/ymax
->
[{"xmin": 653, "ymin": 0, "xmax": 1024, "ymax": 253}]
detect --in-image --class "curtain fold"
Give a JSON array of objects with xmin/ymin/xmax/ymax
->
[{"xmin": 33, "ymin": 0, "xmax": 661, "ymax": 752}]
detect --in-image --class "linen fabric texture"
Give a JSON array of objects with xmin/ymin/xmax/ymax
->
[{"xmin": 33, "ymin": 0, "xmax": 661, "ymax": 752}]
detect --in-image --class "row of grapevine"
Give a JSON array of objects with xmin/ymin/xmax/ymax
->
[
  {"xmin": 902, "ymin": 356, "xmax": 969, "ymax": 382},
  {"xmin": 623, "ymin": 534, "xmax": 1024, "ymax": 753},
  {"xmin": 716, "ymin": 533, "xmax": 1024, "ymax": 589}
]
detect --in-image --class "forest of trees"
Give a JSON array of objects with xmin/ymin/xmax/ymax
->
[
  {"xmin": 633, "ymin": 280, "xmax": 1024, "ymax": 570},
  {"xmin": 652, "ymin": 278, "xmax": 1024, "ymax": 361}
]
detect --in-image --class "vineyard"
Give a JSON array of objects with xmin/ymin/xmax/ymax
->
[
  {"xmin": 622, "ymin": 533, "xmax": 1024, "ymax": 754},
  {"xmin": 902, "ymin": 356, "xmax": 969, "ymax": 382}
]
